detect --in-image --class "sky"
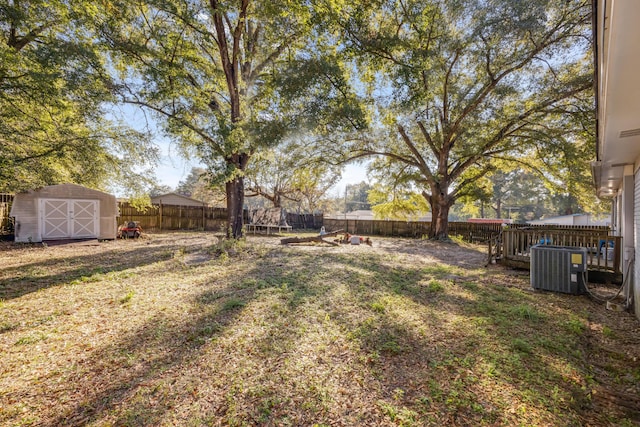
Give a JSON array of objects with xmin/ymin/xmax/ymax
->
[
  {"xmin": 114, "ymin": 104, "xmax": 370, "ymax": 198},
  {"xmin": 152, "ymin": 139, "xmax": 370, "ymax": 197}
]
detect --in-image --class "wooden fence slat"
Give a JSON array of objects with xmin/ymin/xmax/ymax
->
[
  {"xmin": 117, "ymin": 203, "xmax": 325, "ymax": 233},
  {"xmin": 323, "ymin": 218, "xmax": 512, "ymax": 242},
  {"xmin": 502, "ymin": 228, "xmax": 621, "ymax": 274},
  {"xmin": 118, "ymin": 202, "xmax": 228, "ymax": 232}
]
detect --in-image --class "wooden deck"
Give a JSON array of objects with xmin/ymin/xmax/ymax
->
[{"xmin": 499, "ymin": 227, "xmax": 623, "ymax": 282}]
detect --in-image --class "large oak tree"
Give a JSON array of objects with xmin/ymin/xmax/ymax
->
[
  {"xmin": 328, "ymin": 0, "xmax": 593, "ymax": 239},
  {"xmin": 101, "ymin": 0, "xmax": 365, "ymax": 238}
]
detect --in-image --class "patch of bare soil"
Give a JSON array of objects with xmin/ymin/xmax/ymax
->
[
  {"xmin": 583, "ymin": 297, "xmax": 640, "ymax": 422},
  {"xmin": 273, "ymin": 233, "xmax": 487, "ymax": 265}
]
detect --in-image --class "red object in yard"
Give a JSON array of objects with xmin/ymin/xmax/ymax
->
[{"xmin": 118, "ymin": 221, "xmax": 142, "ymax": 239}]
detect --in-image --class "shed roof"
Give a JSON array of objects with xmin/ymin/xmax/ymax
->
[{"xmin": 17, "ymin": 183, "xmax": 114, "ymax": 198}]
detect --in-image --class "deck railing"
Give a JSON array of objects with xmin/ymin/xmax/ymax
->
[{"xmin": 501, "ymin": 227, "xmax": 621, "ymax": 274}]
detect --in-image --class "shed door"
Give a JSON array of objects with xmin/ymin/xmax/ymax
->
[{"xmin": 40, "ymin": 199, "xmax": 99, "ymax": 239}]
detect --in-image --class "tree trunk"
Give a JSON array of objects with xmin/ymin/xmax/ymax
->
[
  {"xmin": 225, "ymin": 154, "xmax": 249, "ymax": 239},
  {"xmin": 428, "ymin": 192, "xmax": 453, "ymax": 240},
  {"xmin": 226, "ymin": 177, "xmax": 244, "ymax": 238}
]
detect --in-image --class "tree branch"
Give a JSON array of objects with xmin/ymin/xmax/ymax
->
[
  {"xmin": 449, "ymin": 79, "xmax": 591, "ymax": 182},
  {"xmin": 124, "ymin": 97, "xmax": 224, "ymax": 157},
  {"xmin": 397, "ymin": 124, "xmax": 436, "ymax": 184},
  {"xmin": 416, "ymin": 121, "xmax": 440, "ymax": 158},
  {"xmin": 8, "ymin": 23, "xmax": 53, "ymax": 51}
]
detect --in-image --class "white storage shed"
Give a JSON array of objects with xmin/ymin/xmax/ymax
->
[{"xmin": 10, "ymin": 184, "xmax": 117, "ymax": 242}]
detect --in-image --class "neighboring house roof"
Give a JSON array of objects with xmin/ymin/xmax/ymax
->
[
  {"xmin": 327, "ymin": 210, "xmax": 432, "ymax": 221},
  {"xmin": 346, "ymin": 210, "xmax": 375, "ymax": 219},
  {"xmin": 468, "ymin": 218, "xmax": 512, "ymax": 224},
  {"xmin": 527, "ymin": 214, "xmax": 610, "ymax": 226},
  {"xmin": 150, "ymin": 193, "xmax": 207, "ymax": 207},
  {"xmin": 592, "ymin": 1, "xmax": 640, "ymax": 197}
]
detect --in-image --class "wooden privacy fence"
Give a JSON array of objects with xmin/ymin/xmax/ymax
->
[
  {"xmin": 322, "ymin": 218, "xmax": 504, "ymax": 241},
  {"xmin": 324, "ymin": 218, "xmax": 427, "ymax": 237},
  {"xmin": 118, "ymin": 202, "xmax": 230, "ymax": 232},
  {"xmin": 118, "ymin": 203, "xmax": 322, "ymax": 232},
  {"xmin": 501, "ymin": 227, "xmax": 621, "ymax": 274}
]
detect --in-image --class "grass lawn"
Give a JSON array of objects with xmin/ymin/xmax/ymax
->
[{"xmin": 1, "ymin": 232, "xmax": 639, "ymax": 426}]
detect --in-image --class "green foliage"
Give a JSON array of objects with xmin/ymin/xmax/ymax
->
[
  {"xmin": 175, "ymin": 167, "xmax": 226, "ymax": 206},
  {"xmin": 0, "ymin": 0, "xmax": 157, "ymax": 194},
  {"xmin": 511, "ymin": 338, "xmax": 533, "ymax": 354},
  {"xmin": 222, "ymin": 298, "xmax": 246, "ymax": 311},
  {"xmin": 245, "ymin": 139, "xmax": 342, "ymax": 211},
  {"xmin": 368, "ymin": 183, "xmax": 430, "ymax": 220},
  {"xmin": 328, "ymin": 0, "xmax": 593, "ymax": 237},
  {"xmin": 426, "ymin": 280, "xmax": 444, "ymax": 292},
  {"xmin": 14, "ymin": 332, "xmax": 48, "ymax": 346},
  {"xmin": 291, "ymin": 162, "xmax": 343, "ymax": 213},
  {"xmin": 100, "ymin": 0, "xmax": 366, "ymax": 236},
  {"xmin": 602, "ymin": 325, "xmax": 614, "ymax": 338},
  {"xmin": 119, "ymin": 290, "xmax": 135, "ymax": 304},
  {"xmin": 126, "ymin": 194, "xmax": 152, "ymax": 211},
  {"xmin": 344, "ymin": 181, "xmax": 372, "ymax": 212},
  {"xmin": 455, "ymin": 164, "xmax": 609, "ymax": 221},
  {"xmin": 209, "ymin": 236, "xmax": 247, "ymax": 259},
  {"xmin": 565, "ymin": 317, "xmax": 586, "ymax": 335}
]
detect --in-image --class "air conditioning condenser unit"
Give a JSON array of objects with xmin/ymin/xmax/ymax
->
[{"xmin": 530, "ymin": 245, "xmax": 587, "ymax": 295}]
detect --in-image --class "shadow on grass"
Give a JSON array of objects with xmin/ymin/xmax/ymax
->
[
  {"xmin": 31, "ymin": 251, "xmax": 334, "ymax": 426},
  {"xmin": 306, "ymin": 251, "xmax": 591, "ymax": 425},
  {"xmin": 7, "ymin": 239, "xmax": 596, "ymax": 426},
  {"xmin": 41, "ymin": 280, "xmax": 259, "ymax": 426},
  {"xmin": 0, "ymin": 242, "xmax": 189, "ymax": 300}
]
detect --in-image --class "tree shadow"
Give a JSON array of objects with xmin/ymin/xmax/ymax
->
[
  {"xmin": 39, "ymin": 280, "xmax": 259, "ymax": 426},
  {"xmin": 2, "ymin": 238, "xmax": 599, "ymax": 426},
  {"xmin": 0, "ymin": 240, "xmax": 203, "ymax": 300},
  {"xmin": 376, "ymin": 238, "xmax": 489, "ymax": 268},
  {"xmin": 34, "ymin": 248, "xmax": 328, "ymax": 426},
  {"xmin": 309, "ymin": 251, "xmax": 592, "ymax": 425}
]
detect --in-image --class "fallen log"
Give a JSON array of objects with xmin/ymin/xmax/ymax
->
[{"xmin": 280, "ymin": 230, "xmax": 344, "ymax": 246}]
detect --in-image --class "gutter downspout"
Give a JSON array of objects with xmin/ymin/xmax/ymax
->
[{"xmin": 592, "ymin": 0, "xmax": 600, "ymax": 163}]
